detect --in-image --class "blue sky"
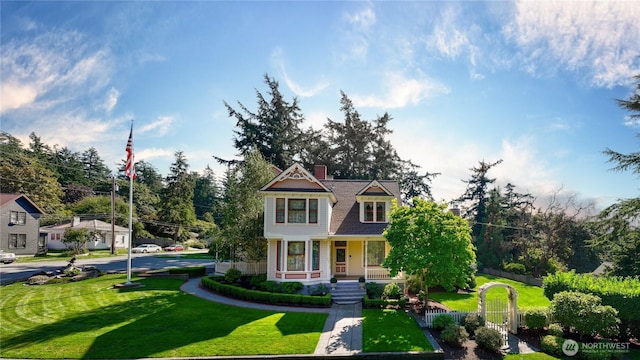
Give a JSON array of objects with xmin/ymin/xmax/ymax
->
[{"xmin": 2, "ymin": 1, "xmax": 639, "ymax": 210}]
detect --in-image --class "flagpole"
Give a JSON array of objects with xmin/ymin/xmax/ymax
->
[{"xmin": 126, "ymin": 120, "xmax": 134, "ymax": 285}]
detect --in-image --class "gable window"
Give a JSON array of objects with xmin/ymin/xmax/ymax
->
[
  {"xmin": 363, "ymin": 201, "xmax": 387, "ymax": 222},
  {"xmin": 309, "ymin": 199, "xmax": 318, "ymax": 224},
  {"xmin": 9, "ymin": 234, "xmax": 26, "ymax": 249},
  {"xmin": 276, "ymin": 198, "xmax": 285, "ymax": 223},
  {"xmin": 10, "ymin": 211, "xmax": 26, "ymax": 225}
]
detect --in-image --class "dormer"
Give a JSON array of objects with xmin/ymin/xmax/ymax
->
[{"xmin": 355, "ymin": 180, "xmax": 394, "ymax": 223}]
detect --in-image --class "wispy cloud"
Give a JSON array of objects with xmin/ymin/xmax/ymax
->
[
  {"xmin": 271, "ymin": 48, "xmax": 329, "ymax": 98},
  {"xmin": 334, "ymin": 3, "xmax": 377, "ymax": 63},
  {"xmin": 352, "ymin": 71, "xmax": 449, "ymax": 109},
  {"xmin": 0, "ymin": 29, "xmax": 112, "ymax": 114},
  {"xmin": 504, "ymin": 1, "xmax": 640, "ymax": 88},
  {"xmin": 138, "ymin": 116, "xmax": 175, "ymax": 136}
]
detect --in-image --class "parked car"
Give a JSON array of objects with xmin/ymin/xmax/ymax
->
[
  {"xmin": 131, "ymin": 244, "xmax": 162, "ymax": 253},
  {"xmin": 0, "ymin": 250, "xmax": 16, "ymax": 264},
  {"xmin": 163, "ymin": 244, "xmax": 184, "ymax": 251}
]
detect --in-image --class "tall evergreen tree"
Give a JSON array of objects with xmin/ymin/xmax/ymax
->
[
  {"xmin": 226, "ymin": 74, "xmax": 306, "ymax": 169},
  {"xmin": 158, "ymin": 151, "xmax": 197, "ymax": 241},
  {"xmin": 457, "ymin": 159, "xmax": 503, "ymax": 239}
]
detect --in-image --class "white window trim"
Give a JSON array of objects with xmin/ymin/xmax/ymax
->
[
  {"xmin": 274, "ymin": 197, "xmax": 319, "ymax": 225},
  {"xmin": 360, "ymin": 200, "xmax": 389, "ymax": 223}
]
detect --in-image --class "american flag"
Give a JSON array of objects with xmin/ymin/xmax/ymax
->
[{"xmin": 125, "ymin": 124, "xmax": 136, "ymax": 179}]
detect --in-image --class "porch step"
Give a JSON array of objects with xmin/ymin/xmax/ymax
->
[{"xmin": 331, "ymin": 281, "xmax": 366, "ymax": 305}]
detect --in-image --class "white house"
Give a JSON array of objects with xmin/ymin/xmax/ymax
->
[
  {"xmin": 261, "ymin": 163, "xmax": 403, "ymax": 285},
  {"xmin": 42, "ymin": 217, "xmax": 130, "ymax": 251}
]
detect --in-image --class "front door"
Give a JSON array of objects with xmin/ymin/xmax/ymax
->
[{"xmin": 334, "ymin": 243, "xmax": 347, "ymax": 276}]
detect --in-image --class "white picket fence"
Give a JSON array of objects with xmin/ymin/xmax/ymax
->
[{"xmin": 215, "ymin": 261, "xmax": 267, "ymax": 275}]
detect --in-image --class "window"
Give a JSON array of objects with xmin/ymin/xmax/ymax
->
[
  {"xmin": 276, "ymin": 240, "xmax": 282, "ymax": 271},
  {"xmin": 376, "ymin": 202, "xmax": 386, "ymax": 222},
  {"xmin": 312, "ymin": 241, "xmax": 319, "ymax": 270},
  {"xmin": 364, "ymin": 202, "xmax": 374, "ymax": 222},
  {"xmin": 363, "ymin": 201, "xmax": 387, "ymax": 222},
  {"xmin": 309, "ymin": 199, "xmax": 318, "ymax": 224},
  {"xmin": 10, "ymin": 211, "xmax": 26, "ymax": 225},
  {"xmin": 8, "ymin": 234, "xmax": 26, "ymax": 249},
  {"xmin": 366, "ymin": 241, "xmax": 386, "ymax": 266},
  {"xmin": 275, "ymin": 198, "xmax": 318, "ymax": 224},
  {"xmin": 287, "ymin": 241, "xmax": 305, "ymax": 271},
  {"xmin": 276, "ymin": 198, "xmax": 285, "ymax": 223},
  {"xmin": 288, "ymin": 199, "xmax": 306, "ymax": 223}
]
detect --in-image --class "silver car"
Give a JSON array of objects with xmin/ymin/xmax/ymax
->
[
  {"xmin": 131, "ymin": 244, "xmax": 162, "ymax": 253},
  {"xmin": 0, "ymin": 250, "xmax": 16, "ymax": 264}
]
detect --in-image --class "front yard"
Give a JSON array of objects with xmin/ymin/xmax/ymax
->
[{"xmin": 0, "ymin": 274, "xmax": 326, "ymax": 358}]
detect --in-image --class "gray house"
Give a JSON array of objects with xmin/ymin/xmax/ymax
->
[{"xmin": 0, "ymin": 194, "xmax": 47, "ymax": 255}]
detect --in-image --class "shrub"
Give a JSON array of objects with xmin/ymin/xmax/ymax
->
[
  {"xmin": 475, "ymin": 327, "xmax": 503, "ymax": 352},
  {"xmin": 432, "ymin": 314, "xmax": 456, "ymax": 330},
  {"xmin": 249, "ymin": 274, "xmax": 267, "ymax": 288},
  {"xmin": 365, "ymin": 282, "xmax": 383, "ymax": 299},
  {"xmin": 463, "ymin": 313, "xmax": 485, "ymax": 336},
  {"xmin": 224, "ymin": 268, "xmax": 242, "ymax": 283},
  {"xmin": 309, "ymin": 283, "xmax": 329, "ymax": 296},
  {"xmin": 543, "ymin": 271, "xmax": 640, "ymax": 339},
  {"xmin": 382, "ymin": 282, "xmax": 402, "ymax": 299},
  {"xmin": 440, "ymin": 324, "xmax": 468, "ymax": 347},
  {"xmin": 168, "ymin": 266, "xmax": 206, "ymax": 278},
  {"xmin": 540, "ymin": 335, "xmax": 563, "ymax": 356},
  {"xmin": 547, "ymin": 323, "xmax": 564, "ymax": 337},
  {"xmin": 524, "ymin": 307, "xmax": 548, "ymax": 331},
  {"xmin": 184, "ymin": 239, "xmax": 206, "ymax": 249},
  {"xmin": 258, "ymin": 280, "xmax": 281, "ymax": 293},
  {"xmin": 503, "ymin": 262, "xmax": 527, "ymax": 275},
  {"xmin": 280, "ymin": 281, "xmax": 303, "ymax": 294},
  {"xmin": 550, "ymin": 291, "xmax": 620, "ymax": 338}
]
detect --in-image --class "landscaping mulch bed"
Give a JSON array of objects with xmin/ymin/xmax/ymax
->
[{"xmin": 431, "ymin": 329, "xmax": 505, "ymax": 360}]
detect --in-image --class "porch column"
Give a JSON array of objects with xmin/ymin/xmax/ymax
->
[{"xmin": 364, "ymin": 240, "xmax": 368, "ymax": 280}]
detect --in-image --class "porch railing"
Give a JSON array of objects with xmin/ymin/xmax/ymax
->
[{"xmin": 365, "ymin": 267, "xmax": 405, "ymax": 281}]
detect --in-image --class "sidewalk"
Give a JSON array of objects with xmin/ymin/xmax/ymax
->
[{"xmin": 180, "ymin": 277, "xmax": 363, "ymax": 355}]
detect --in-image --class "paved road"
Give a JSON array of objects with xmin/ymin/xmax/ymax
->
[{"xmin": 0, "ymin": 251, "xmax": 215, "ymax": 284}]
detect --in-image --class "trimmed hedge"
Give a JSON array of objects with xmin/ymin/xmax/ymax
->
[
  {"xmin": 550, "ymin": 291, "xmax": 619, "ymax": 338},
  {"xmin": 441, "ymin": 324, "xmax": 468, "ymax": 347},
  {"xmin": 540, "ymin": 335, "xmax": 563, "ymax": 356},
  {"xmin": 201, "ymin": 276, "xmax": 331, "ymax": 307},
  {"xmin": 474, "ymin": 327, "xmax": 503, "ymax": 352},
  {"xmin": 168, "ymin": 266, "xmax": 206, "ymax": 278},
  {"xmin": 543, "ymin": 271, "xmax": 638, "ymax": 338},
  {"xmin": 524, "ymin": 307, "xmax": 548, "ymax": 331}
]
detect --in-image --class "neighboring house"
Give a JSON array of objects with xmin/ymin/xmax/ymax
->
[
  {"xmin": 261, "ymin": 163, "xmax": 402, "ymax": 285},
  {"xmin": 42, "ymin": 216, "xmax": 130, "ymax": 251},
  {"xmin": 0, "ymin": 193, "xmax": 47, "ymax": 255}
]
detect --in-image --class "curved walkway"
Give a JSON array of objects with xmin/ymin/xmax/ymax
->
[{"xmin": 180, "ymin": 277, "xmax": 362, "ymax": 355}]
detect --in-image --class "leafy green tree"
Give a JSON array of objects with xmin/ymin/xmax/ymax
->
[
  {"xmin": 158, "ymin": 151, "xmax": 197, "ymax": 241},
  {"xmin": 0, "ymin": 132, "xmax": 65, "ymax": 215},
  {"xmin": 220, "ymin": 150, "xmax": 273, "ymax": 262},
  {"xmin": 63, "ymin": 227, "xmax": 89, "ymax": 254},
  {"xmin": 383, "ymin": 198, "xmax": 476, "ymax": 299},
  {"xmin": 69, "ymin": 195, "xmax": 130, "ymax": 227},
  {"xmin": 226, "ymin": 74, "xmax": 306, "ymax": 169}
]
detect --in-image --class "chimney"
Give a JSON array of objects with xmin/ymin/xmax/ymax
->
[
  {"xmin": 314, "ymin": 165, "xmax": 327, "ymax": 180},
  {"xmin": 72, "ymin": 216, "xmax": 81, "ymax": 227}
]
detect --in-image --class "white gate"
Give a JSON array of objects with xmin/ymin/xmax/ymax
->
[{"xmin": 484, "ymin": 298, "xmax": 508, "ymax": 345}]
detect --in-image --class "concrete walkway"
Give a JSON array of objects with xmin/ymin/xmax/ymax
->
[{"xmin": 180, "ymin": 277, "xmax": 363, "ymax": 355}]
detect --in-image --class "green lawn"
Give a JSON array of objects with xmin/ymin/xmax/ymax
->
[
  {"xmin": 362, "ymin": 309, "xmax": 434, "ymax": 352},
  {"xmin": 0, "ymin": 274, "xmax": 326, "ymax": 359},
  {"xmin": 429, "ymin": 274, "xmax": 550, "ymax": 311}
]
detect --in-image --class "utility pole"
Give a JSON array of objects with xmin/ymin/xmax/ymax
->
[{"xmin": 110, "ymin": 176, "xmax": 116, "ymax": 254}]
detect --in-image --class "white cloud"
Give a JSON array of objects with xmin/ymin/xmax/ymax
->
[
  {"xmin": 270, "ymin": 48, "xmax": 329, "ymax": 98},
  {"xmin": 352, "ymin": 72, "xmax": 450, "ymax": 109},
  {"xmin": 504, "ymin": 1, "xmax": 640, "ymax": 88},
  {"xmin": 101, "ymin": 87, "xmax": 119, "ymax": 112},
  {"xmin": 136, "ymin": 147, "xmax": 174, "ymax": 163},
  {"xmin": 138, "ymin": 116, "xmax": 175, "ymax": 136},
  {"xmin": 334, "ymin": 3, "xmax": 377, "ymax": 62},
  {"xmin": 0, "ymin": 82, "xmax": 38, "ymax": 113},
  {"xmin": 305, "ymin": 111, "xmax": 330, "ymax": 131}
]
